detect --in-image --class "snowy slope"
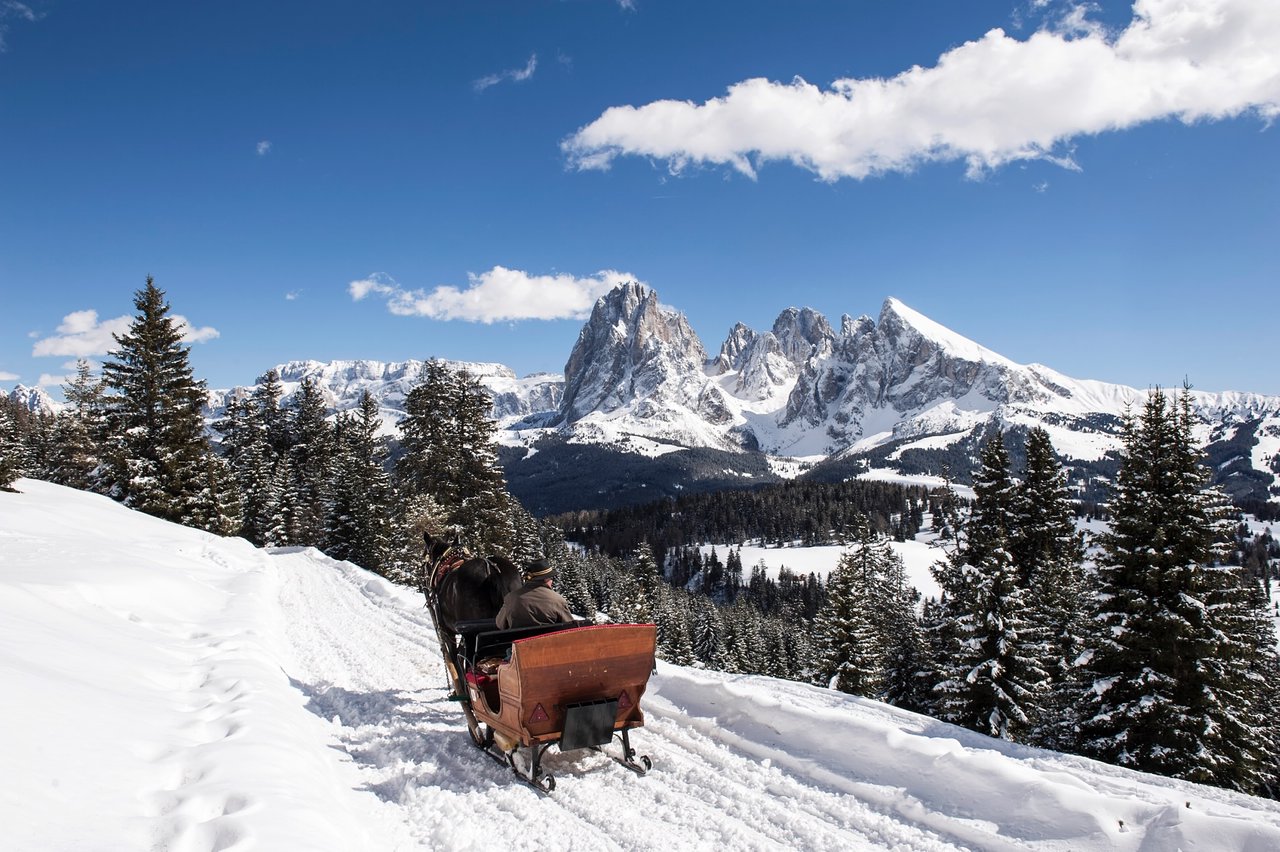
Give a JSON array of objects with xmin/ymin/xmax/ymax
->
[{"xmin": 5, "ymin": 481, "xmax": 1280, "ymax": 852}]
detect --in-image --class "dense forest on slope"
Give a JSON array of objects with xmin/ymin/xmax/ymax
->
[{"xmin": 547, "ymin": 478, "xmax": 935, "ymax": 564}]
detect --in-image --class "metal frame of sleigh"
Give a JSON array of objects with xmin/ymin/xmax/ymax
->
[{"xmin": 445, "ymin": 619, "xmax": 657, "ymax": 792}]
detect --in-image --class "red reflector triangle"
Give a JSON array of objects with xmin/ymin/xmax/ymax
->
[
  {"xmin": 529, "ymin": 703, "xmax": 549, "ymax": 723},
  {"xmin": 618, "ymin": 690, "xmax": 632, "ymax": 709}
]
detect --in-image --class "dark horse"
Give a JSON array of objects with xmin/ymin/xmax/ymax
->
[
  {"xmin": 421, "ymin": 532, "xmax": 522, "ymax": 742},
  {"xmin": 421, "ymin": 531, "xmax": 522, "ymax": 639}
]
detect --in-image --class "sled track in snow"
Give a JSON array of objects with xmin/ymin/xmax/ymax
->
[{"xmin": 271, "ymin": 550, "xmax": 974, "ymax": 851}]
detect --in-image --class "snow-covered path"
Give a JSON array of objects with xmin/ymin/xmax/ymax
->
[
  {"xmin": 274, "ymin": 549, "xmax": 962, "ymax": 851},
  {"xmin": 6, "ymin": 480, "xmax": 1280, "ymax": 852}
]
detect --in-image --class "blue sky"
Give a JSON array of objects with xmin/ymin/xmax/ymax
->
[{"xmin": 2, "ymin": 0, "xmax": 1277, "ymax": 398}]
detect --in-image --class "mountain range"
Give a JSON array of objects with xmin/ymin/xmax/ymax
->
[{"xmin": 12, "ymin": 283, "xmax": 1280, "ymax": 515}]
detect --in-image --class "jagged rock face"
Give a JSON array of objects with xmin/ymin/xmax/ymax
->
[
  {"xmin": 559, "ymin": 282, "xmax": 721, "ymax": 425},
  {"xmin": 712, "ymin": 322, "xmax": 757, "ymax": 374},
  {"xmin": 772, "ymin": 307, "xmax": 836, "ymax": 364},
  {"xmin": 733, "ymin": 332, "xmax": 795, "ymax": 400},
  {"xmin": 782, "ymin": 300, "xmax": 1045, "ymax": 434}
]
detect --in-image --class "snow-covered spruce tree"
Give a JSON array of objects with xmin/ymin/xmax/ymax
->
[
  {"xmin": 397, "ymin": 360, "xmax": 514, "ymax": 553},
  {"xmin": 880, "ymin": 600, "xmax": 931, "ymax": 712},
  {"xmin": 99, "ymin": 278, "xmax": 224, "ymax": 529},
  {"xmin": 692, "ymin": 596, "xmax": 733, "ymax": 670},
  {"xmin": 325, "ymin": 391, "xmax": 394, "ymax": 574},
  {"xmin": 932, "ymin": 432, "xmax": 1047, "ymax": 741},
  {"xmin": 1230, "ymin": 568, "xmax": 1280, "ymax": 797},
  {"xmin": 286, "ymin": 377, "xmax": 334, "ymax": 547},
  {"xmin": 658, "ymin": 590, "xmax": 698, "ymax": 666},
  {"xmin": 1078, "ymin": 386, "xmax": 1275, "ymax": 791},
  {"xmin": 546, "ymin": 541, "xmax": 597, "ymax": 620},
  {"xmin": 189, "ymin": 452, "xmax": 243, "ymax": 537},
  {"xmin": 0, "ymin": 398, "xmax": 27, "ymax": 490},
  {"xmin": 226, "ymin": 397, "xmax": 277, "ymax": 544},
  {"xmin": 1012, "ymin": 427, "xmax": 1089, "ymax": 749},
  {"xmin": 814, "ymin": 516, "xmax": 924, "ymax": 703},
  {"xmin": 263, "ymin": 453, "xmax": 297, "ymax": 546},
  {"xmin": 47, "ymin": 359, "xmax": 108, "ymax": 491},
  {"xmin": 813, "ymin": 516, "xmax": 890, "ymax": 696},
  {"xmin": 214, "ymin": 369, "xmax": 289, "ymax": 545},
  {"xmin": 397, "ymin": 359, "xmax": 455, "ymax": 503}
]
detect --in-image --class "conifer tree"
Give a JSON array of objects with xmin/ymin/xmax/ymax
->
[
  {"xmin": 814, "ymin": 519, "xmax": 887, "ymax": 695},
  {"xmin": 1013, "ymin": 427, "xmax": 1088, "ymax": 747},
  {"xmin": 933, "ymin": 433, "xmax": 1047, "ymax": 741},
  {"xmin": 397, "ymin": 360, "xmax": 514, "ymax": 552},
  {"xmin": 692, "ymin": 597, "xmax": 732, "ymax": 670},
  {"xmin": 47, "ymin": 359, "xmax": 107, "ymax": 491},
  {"xmin": 325, "ymin": 391, "xmax": 394, "ymax": 573},
  {"xmin": 659, "ymin": 591, "xmax": 697, "ymax": 665},
  {"xmin": 549, "ymin": 544, "xmax": 597, "ymax": 619},
  {"xmin": 99, "ymin": 278, "xmax": 221, "ymax": 528},
  {"xmin": 1079, "ymin": 387, "xmax": 1274, "ymax": 790},
  {"xmin": 190, "ymin": 452, "xmax": 243, "ymax": 536},
  {"xmin": 286, "ymin": 377, "xmax": 334, "ymax": 546},
  {"xmin": 814, "ymin": 517, "xmax": 919, "ymax": 699},
  {"xmin": 0, "ymin": 399, "xmax": 26, "ymax": 490}
]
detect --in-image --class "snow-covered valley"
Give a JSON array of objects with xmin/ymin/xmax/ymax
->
[{"xmin": 5, "ymin": 480, "xmax": 1280, "ymax": 851}]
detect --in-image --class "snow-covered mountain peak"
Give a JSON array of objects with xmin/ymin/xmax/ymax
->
[
  {"xmin": 557, "ymin": 283, "xmax": 721, "ymax": 437},
  {"xmin": 878, "ymin": 297, "xmax": 1017, "ymax": 369},
  {"xmin": 6, "ymin": 384, "xmax": 60, "ymax": 415},
  {"xmin": 771, "ymin": 307, "xmax": 836, "ymax": 364}
]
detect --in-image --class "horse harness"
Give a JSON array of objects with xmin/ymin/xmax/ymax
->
[{"xmin": 428, "ymin": 545, "xmax": 473, "ymax": 592}]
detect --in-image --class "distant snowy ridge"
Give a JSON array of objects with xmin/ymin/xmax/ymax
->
[
  {"xmin": 6, "ymin": 479, "xmax": 1280, "ymax": 851},
  {"xmin": 196, "ymin": 285, "xmax": 1280, "ymax": 503},
  {"xmin": 207, "ymin": 358, "xmax": 563, "ymax": 437}
]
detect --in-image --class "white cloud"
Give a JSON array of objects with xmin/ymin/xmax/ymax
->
[
  {"xmin": 0, "ymin": 370, "xmax": 18, "ymax": 382},
  {"xmin": 348, "ymin": 274, "xmax": 399, "ymax": 302},
  {"xmin": 348, "ymin": 266, "xmax": 641, "ymax": 323},
  {"xmin": 473, "ymin": 54, "xmax": 538, "ymax": 92},
  {"xmin": 177, "ymin": 318, "xmax": 220, "ymax": 344},
  {"xmin": 37, "ymin": 372, "xmax": 73, "ymax": 389},
  {"xmin": 285, "ymin": 289, "xmax": 301, "ymax": 301},
  {"xmin": 256, "ymin": 140, "xmax": 272, "ymax": 156},
  {"xmin": 563, "ymin": 0, "xmax": 1280, "ymax": 181},
  {"xmin": 0, "ymin": 1, "xmax": 37, "ymax": 52},
  {"xmin": 32, "ymin": 309, "xmax": 219, "ymax": 357}
]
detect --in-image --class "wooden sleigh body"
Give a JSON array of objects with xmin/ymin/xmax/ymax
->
[{"xmin": 449, "ymin": 620, "xmax": 657, "ymax": 791}]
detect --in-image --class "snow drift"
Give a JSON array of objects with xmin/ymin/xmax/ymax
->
[{"xmin": 4, "ymin": 479, "xmax": 1280, "ymax": 851}]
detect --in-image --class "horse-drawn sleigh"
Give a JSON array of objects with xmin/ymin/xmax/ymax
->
[{"xmin": 421, "ymin": 534, "xmax": 656, "ymax": 792}]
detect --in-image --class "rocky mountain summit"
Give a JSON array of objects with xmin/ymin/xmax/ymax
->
[
  {"xmin": 507, "ymin": 285, "xmax": 1280, "ymax": 511},
  {"xmin": 191, "ymin": 283, "xmax": 1279, "ymax": 513}
]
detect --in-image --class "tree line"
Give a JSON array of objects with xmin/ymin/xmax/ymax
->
[{"xmin": 549, "ymin": 477, "xmax": 930, "ymax": 566}]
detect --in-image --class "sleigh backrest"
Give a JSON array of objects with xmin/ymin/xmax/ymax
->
[{"xmin": 501, "ymin": 624, "xmax": 656, "ymax": 741}]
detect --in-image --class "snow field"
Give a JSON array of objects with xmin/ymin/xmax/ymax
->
[{"xmin": 5, "ymin": 480, "xmax": 1280, "ymax": 851}]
